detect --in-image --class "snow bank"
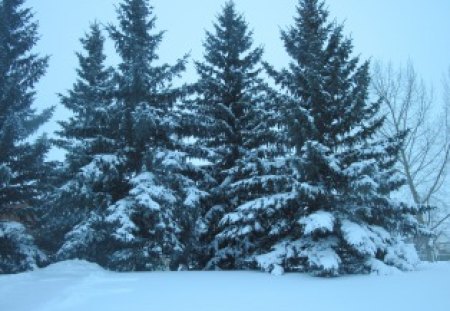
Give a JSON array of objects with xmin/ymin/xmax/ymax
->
[{"xmin": 0, "ymin": 260, "xmax": 449, "ymax": 311}]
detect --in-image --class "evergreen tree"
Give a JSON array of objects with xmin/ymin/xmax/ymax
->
[
  {"xmin": 108, "ymin": 0, "xmax": 187, "ymax": 167},
  {"xmin": 0, "ymin": 0, "xmax": 53, "ymax": 273},
  {"xmin": 46, "ymin": 23, "xmax": 119, "ymax": 259},
  {"xmin": 105, "ymin": 0, "xmax": 204, "ymax": 271},
  {"xmin": 220, "ymin": 0, "xmax": 423, "ymax": 276},
  {"xmin": 57, "ymin": 22, "xmax": 117, "ymax": 176},
  {"xmin": 186, "ymin": 1, "xmax": 280, "ymax": 269},
  {"xmin": 57, "ymin": 0, "xmax": 204, "ymax": 271}
]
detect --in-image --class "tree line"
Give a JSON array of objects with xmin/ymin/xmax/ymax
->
[{"xmin": 0, "ymin": 0, "xmax": 435, "ymax": 276}]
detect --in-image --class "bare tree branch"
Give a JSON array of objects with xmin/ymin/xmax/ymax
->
[{"xmin": 372, "ymin": 62, "xmax": 450, "ymax": 260}]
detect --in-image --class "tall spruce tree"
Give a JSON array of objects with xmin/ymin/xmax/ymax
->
[
  {"xmin": 220, "ymin": 0, "xmax": 424, "ymax": 276},
  {"xmin": 46, "ymin": 23, "xmax": 120, "ymax": 259},
  {"xmin": 0, "ymin": 0, "xmax": 52, "ymax": 273},
  {"xmin": 186, "ymin": 1, "xmax": 280, "ymax": 269},
  {"xmin": 57, "ymin": 0, "xmax": 204, "ymax": 271},
  {"xmin": 106, "ymin": 0, "xmax": 205, "ymax": 271},
  {"xmin": 57, "ymin": 22, "xmax": 117, "ymax": 176}
]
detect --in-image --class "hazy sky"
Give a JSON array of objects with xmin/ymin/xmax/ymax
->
[{"xmin": 27, "ymin": 0, "xmax": 450, "ymax": 160}]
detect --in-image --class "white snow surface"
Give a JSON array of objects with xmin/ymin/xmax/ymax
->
[{"xmin": 1, "ymin": 260, "xmax": 449, "ymax": 311}]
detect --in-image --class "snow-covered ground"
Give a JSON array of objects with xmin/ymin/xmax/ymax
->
[{"xmin": 1, "ymin": 260, "xmax": 449, "ymax": 311}]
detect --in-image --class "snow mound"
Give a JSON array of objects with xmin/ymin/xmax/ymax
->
[{"xmin": 40, "ymin": 260, "xmax": 104, "ymax": 274}]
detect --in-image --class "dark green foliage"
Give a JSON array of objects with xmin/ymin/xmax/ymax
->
[
  {"xmin": 220, "ymin": 0, "xmax": 423, "ymax": 276},
  {"xmin": 0, "ymin": 0, "xmax": 53, "ymax": 273},
  {"xmin": 108, "ymin": 0, "xmax": 188, "ymax": 169},
  {"xmin": 57, "ymin": 22, "xmax": 117, "ymax": 175},
  {"xmin": 43, "ymin": 23, "xmax": 120, "ymax": 258},
  {"xmin": 185, "ymin": 1, "xmax": 281, "ymax": 269},
  {"xmin": 0, "ymin": 0, "xmax": 53, "ymax": 207},
  {"xmin": 101, "ymin": 0, "xmax": 197, "ymax": 271},
  {"xmin": 0, "ymin": 221, "xmax": 46, "ymax": 273},
  {"xmin": 55, "ymin": 0, "xmax": 205, "ymax": 272}
]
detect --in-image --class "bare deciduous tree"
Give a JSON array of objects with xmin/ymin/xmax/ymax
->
[{"xmin": 372, "ymin": 62, "xmax": 450, "ymax": 260}]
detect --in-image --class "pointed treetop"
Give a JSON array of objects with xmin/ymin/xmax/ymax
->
[
  {"xmin": 75, "ymin": 22, "xmax": 109, "ymax": 87},
  {"xmin": 109, "ymin": 0, "xmax": 162, "ymax": 64},
  {"xmin": 200, "ymin": 0, "xmax": 263, "ymax": 78},
  {"xmin": 108, "ymin": 0, "xmax": 187, "ymax": 104},
  {"xmin": 282, "ymin": 0, "xmax": 331, "ymax": 65}
]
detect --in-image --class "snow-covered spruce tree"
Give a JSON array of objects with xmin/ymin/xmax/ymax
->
[
  {"xmin": 57, "ymin": 23, "xmax": 117, "ymax": 177},
  {"xmin": 51, "ymin": 0, "xmax": 201, "ymax": 271},
  {"xmin": 105, "ymin": 0, "xmax": 205, "ymax": 271},
  {"xmin": 0, "ymin": 0, "xmax": 53, "ymax": 273},
  {"xmin": 222, "ymin": 0, "xmax": 424, "ymax": 276},
  {"xmin": 46, "ymin": 23, "xmax": 121, "ymax": 260},
  {"xmin": 185, "ymin": 1, "xmax": 281, "ymax": 269}
]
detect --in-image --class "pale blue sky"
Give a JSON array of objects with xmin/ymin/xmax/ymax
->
[{"xmin": 27, "ymin": 0, "xmax": 450, "ymax": 160}]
